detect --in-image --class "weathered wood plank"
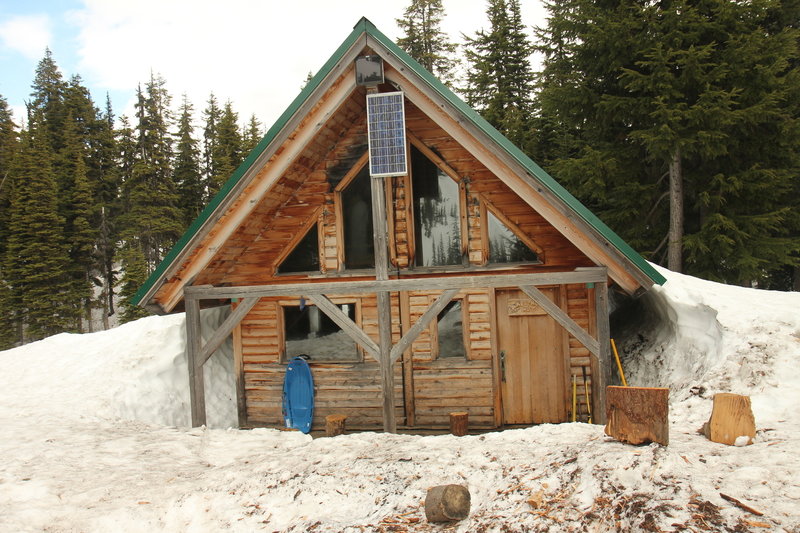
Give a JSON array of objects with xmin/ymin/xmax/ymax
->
[
  {"xmin": 185, "ymin": 296, "xmax": 206, "ymax": 427},
  {"xmin": 594, "ymin": 281, "xmax": 611, "ymax": 424},
  {"xmin": 185, "ymin": 269, "xmax": 607, "ymax": 300}
]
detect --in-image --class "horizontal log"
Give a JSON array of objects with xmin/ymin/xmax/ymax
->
[{"xmin": 185, "ymin": 269, "xmax": 608, "ymax": 300}]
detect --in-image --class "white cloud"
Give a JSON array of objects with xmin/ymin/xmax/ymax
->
[
  {"xmin": 68, "ymin": 0, "xmax": 546, "ymax": 127},
  {"xmin": 70, "ymin": 0, "xmax": 410, "ymax": 125},
  {"xmin": 0, "ymin": 14, "xmax": 52, "ymax": 60}
]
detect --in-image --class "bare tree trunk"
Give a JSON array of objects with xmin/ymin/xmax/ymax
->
[
  {"xmin": 668, "ymin": 147, "xmax": 683, "ymax": 272},
  {"xmin": 85, "ymin": 271, "xmax": 94, "ymax": 333}
]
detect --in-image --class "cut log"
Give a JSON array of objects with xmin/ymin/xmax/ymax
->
[
  {"xmin": 425, "ymin": 484, "xmax": 471, "ymax": 523},
  {"xmin": 702, "ymin": 393, "xmax": 756, "ymax": 446},
  {"xmin": 604, "ymin": 386, "xmax": 669, "ymax": 446},
  {"xmin": 325, "ymin": 414, "xmax": 347, "ymax": 437},
  {"xmin": 449, "ymin": 411, "xmax": 469, "ymax": 437}
]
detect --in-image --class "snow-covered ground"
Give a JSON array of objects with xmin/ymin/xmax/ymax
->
[{"xmin": 1, "ymin": 266, "xmax": 798, "ymax": 532}]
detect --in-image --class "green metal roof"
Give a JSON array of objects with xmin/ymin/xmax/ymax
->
[{"xmin": 134, "ymin": 17, "xmax": 664, "ymax": 308}]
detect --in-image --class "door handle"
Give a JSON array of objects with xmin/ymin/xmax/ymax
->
[{"xmin": 500, "ymin": 350, "xmax": 506, "ymax": 382}]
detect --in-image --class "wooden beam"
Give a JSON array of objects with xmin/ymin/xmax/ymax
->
[
  {"xmin": 593, "ymin": 281, "xmax": 611, "ymax": 424},
  {"xmin": 399, "ymin": 291, "xmax": 415, "ymax": 427},
  {"xmin": 371, "ymin": 174, "xmax": 397, "ymax": 433},
  {"xmin": 184, "ymin": 268, "xmax": 608, "ymax": 300},
  {"xmin": 306, "ymin": 293, "xmax": 380, "ymax": 360},
  {"xmin": 185, "ymin": 296, "xmax": 206, "ymax": 427},
  {"xmin": 390, "ymin": 288, "xmax": 459, "ymax": 363},
  {"xmin": 197, "ymin": 297, "xmax": 260, "ymax": 367},
  {"xmin": 517, "ymin": 285, "xmax": 600, "ymax": 357}
]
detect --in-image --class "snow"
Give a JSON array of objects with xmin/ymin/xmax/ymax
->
[{"xmin": 1, "ymin": 266, "xmax": 799, "ymax": 531}]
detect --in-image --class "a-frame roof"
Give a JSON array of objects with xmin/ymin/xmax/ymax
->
[{"xmin": 134, "ymin": 17, "xmax": 665, "ymax": 312}]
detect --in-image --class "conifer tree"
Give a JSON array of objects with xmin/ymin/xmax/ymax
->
[
  {"xmin": 536, "ymin": 0, "xmax": 800, "ymax": 286},
  {"xmin": 0, "ymin": 95, "xmax": 17, "ymax": 258},
  {"xmin": 61, "ymin": 111, "xmax": 98, "ymax": 330},
  {"xmin": 68, "ymin": 146, "xmax": 97, "ymax": 330},
  {"xmin": 202, "ymin": 93, "xmax": 221, "ymax": 200},
  {"xmin": 209, "ymin": 101, "xmax": 243, "ymax": 196},
  {"xmin": 464, "ymin": 0, "xmax": 536, "ymax": 150},
  {"xmin": 174, "ymin": 94, "xmax": 203, "ymax": 226},
  {"xmin": 27, "ymin": 49, "xmax": 67, "ymax": 157},
  {"xmin": 117, "ymin": 76, "xmax": 182, "ymax": 270},
  {"xmin": 0, "ymin": 95, "xmax": 19, "ymax": 349},
  {"xmin": 116, "ymin": 244, "xmax": 150, "ymax": 323},
  {"xmin": 243, "ymin": 114, "xmax": 263, "ymax": 155},
  {"xmin": 5, "ymin": 113, "xmax": 76, "ymax": 341},
  {"xmin": 396, "ymin": 0, "xmax": 458, "ymax": 84},
  {"xmin": 94, "ymin": 95, "xmax": 121, "ymax": 325}
]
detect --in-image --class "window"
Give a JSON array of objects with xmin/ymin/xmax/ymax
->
[
  {"xmin": 277, "ymin": 223, "xmax": 320, "ymax": 274},
  {"xmin": 342, "ymin": 166, "xmax": 374, "ymax": 269},
  {"xmin": 282, "ymin": 301, "xmax": 360, "ymax": 362},
  {"xmin": 411, "ymin": 146, "xmax": 463, "ymax": 267},
  {"xmin": 434, "ymin": 299, "xmax": 467, "ymax": 359},
  {"xmin": 487, "ymin": 210, "xmax": 539, "ymax": 264}
]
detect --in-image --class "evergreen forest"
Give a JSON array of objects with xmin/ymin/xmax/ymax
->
[{"xmin": 1, "ymin": 0, "xmax": 798, "ymax": 348}]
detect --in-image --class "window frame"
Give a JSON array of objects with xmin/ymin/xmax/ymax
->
[
  {"xmin": 429, "ymin": 295, "xmax": 469, "ymax": 360},
  {"xmin": 278, "ymin": 297, "xmax": 363, "ymax": 364},
  {"xmin": 334, "ymin": 151, "xmax": 394, "ymax": 273},
  {"xmin": 274, "ymin": 207, "xmax": 323, "ymax": 276},
  {"xmin": 406, "ymin": 136, "xmax": 469, "ymax": 271},
  {"xmin": 480, "ymin": 200, "xmax": 544, "ymax": 266}
]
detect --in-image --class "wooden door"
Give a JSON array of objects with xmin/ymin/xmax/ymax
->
[{"xmin": 496, "ymin": 288, "xmax": 568, "ymax": 424}]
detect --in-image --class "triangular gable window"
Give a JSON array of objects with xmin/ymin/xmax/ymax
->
[
  {"xmin": 487, "ymin": 210, "xmax": 539, "ymax": 264},
  {"xmin": 277, "ymin": 223, "xmax": 320, "ymax": 274}
]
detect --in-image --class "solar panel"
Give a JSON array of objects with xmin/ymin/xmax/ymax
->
[{"xmin": 366, "ymin": 91, "xmax": 407, "ymax": 177}]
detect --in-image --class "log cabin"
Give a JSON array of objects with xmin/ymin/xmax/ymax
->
[{"xmin": 134, "ymin": 18, "xmax": 665, "ymax": 433}]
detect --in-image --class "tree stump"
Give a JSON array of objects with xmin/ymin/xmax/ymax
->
[
  {"xmin": 325, "ymin": 414, "xmax": 347, "ymax": 437},
  {"xmin": 605, "ymin": 386, "xmax": 669, "ymax": 445},
  {"xmin": 701, "ymin": 393, "xmax": 756, "ymax": 446},
  {"xmin": 449, "ymin": 411, "xmax": 469, "ymax": 437},
  {"xmin": 425, "ymin": 484, "xmax": 471, "ymax": 523}
]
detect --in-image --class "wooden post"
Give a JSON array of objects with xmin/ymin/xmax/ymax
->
[
  {"xmin": 232, "ymin": 323, "xmax": 247, "ymax": 428},
  {"xmin": 325, "ymin": 414, "xmax": 347, "ymax": 437},
  {"xmin": 449, "ymin": 411, "xmax": 469, "ymax": 436},
  {"xmin": 371, "ymin": 175, "xmax": 397, "ymax": 433},
  {"xmin": 593, "ymin": 280, "xmax": 611, "ymax": 424},
  {"xmin": 185, "ymin": 295, "xmax": 206, "ymax": 427}
]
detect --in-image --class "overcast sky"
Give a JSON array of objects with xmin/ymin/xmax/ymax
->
[{"xmin": 0, "ymin": 0, "xmax": 547, "ymax": 130}]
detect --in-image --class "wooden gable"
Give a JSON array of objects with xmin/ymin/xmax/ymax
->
[{"xmin": 135, "ymin": 17, "xmax": 664, "ymax": 315}]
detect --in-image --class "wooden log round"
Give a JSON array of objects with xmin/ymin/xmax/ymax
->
[
  {"xmin": 702, "ymin": 393, "xmax": 756, "ymax": 446},
  {"xmin": 325, "ymin": 414, "xmax": 347, "ymax": 437},
  {"xmin": 449, "ymin": 411, "xmax": 469, "ymax": 437},
  {"xmin": 425, "ymin": 484, "xmax": 471, "ymax": 523},
  {"xmin": 604, "ymin": 386, "xmax": 669, "ymax": 446}
]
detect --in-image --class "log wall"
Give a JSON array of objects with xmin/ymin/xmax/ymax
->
[{"xmin": 205, "ymin": 90, "xmax": 600, "ymax": 431}]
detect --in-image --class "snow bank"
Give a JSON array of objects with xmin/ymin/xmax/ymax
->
[{"xmin": 1, "ymin": 267, "xmax": 799, "ymax": 531}]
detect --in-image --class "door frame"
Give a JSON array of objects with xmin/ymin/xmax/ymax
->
[{"xmin": 492, "ymin": 285, "xmax": 572, "ymax": 426}]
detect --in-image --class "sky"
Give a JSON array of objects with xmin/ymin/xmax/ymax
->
[{"xmin": 0, "ymin": 0, "xmax": 547, "ymax": 130}]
